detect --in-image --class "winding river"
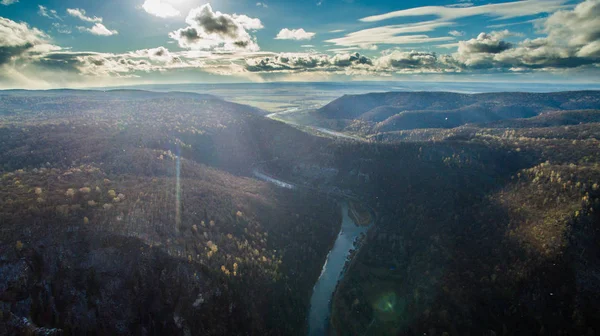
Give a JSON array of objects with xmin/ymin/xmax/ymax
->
[
  {"xmin": 253, "ymin": 169, "xmax": 370, "ymax": 336},
  {"xmin": 307, "ymin": 202, "xmax": 369, "ymax": 336}
]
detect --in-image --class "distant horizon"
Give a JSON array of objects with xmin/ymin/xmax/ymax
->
[{"xmin": 2, "ymin": 79, "xmax": 600, "ymax": 91}]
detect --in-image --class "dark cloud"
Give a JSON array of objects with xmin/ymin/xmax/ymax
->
[
  {"xmin": 171, "ymin": 26, "xmax": 201, "ymax": 45},
  {"xmin": 330, "ymin": 52, "xmax": 372, "ymax": 67},
  {"xmin": 459, "ymin": 32, "xmax": 513, "ymax": 54},
  {"xmin": 0, "ymin": 17, "xmax": 55, "ymax": 65},
  {"xmin": 0, "ymin": 43, "xmax": 33, "ymax": 65},
  {"xmin": 189, "ymin": 5, "xmax": 239, "ymax": 38}
]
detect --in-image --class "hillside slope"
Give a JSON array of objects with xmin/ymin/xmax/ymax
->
[
  {"xmin": 315, "ymin": 91, "xmax": 600, "ymax": 134},
  {"xmin": 0, "ymin": 90, "xmax": 337, "ymax": 335}
]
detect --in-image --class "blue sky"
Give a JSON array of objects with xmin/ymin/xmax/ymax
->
[{"xmin": 0, "ymin": 0, "xmax": 599, "ymax": 88}]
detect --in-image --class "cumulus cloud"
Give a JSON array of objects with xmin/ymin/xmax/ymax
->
[
  {"xmin": 275, "ymin": 28, "xmax": 316, "ymax": 40},
  {"xmin": 169, "ymin": 4, "xmax": 263, "ymax": 51},
  {"xmin": 449, "ymin": 30, "xmax": 464, "ymax": 37},
  {"xmin": 67, "ymin": 8, "xmax": 103, "ymax": 23},
  {"xmin": 375, "ymin": 50, "xmax": 461, "ymax": 73},
  {"xmin": 453, "ymin": 1, "xmax": 600, "ymax": 70},
  {"xmin": 245, "ymin": 52, "xmax": 372, "ymax": 73},
  {"xmin": 458, "ymin": 31, "xmax": 512, "ymax": 55},
  {"xmin": 78, "ymin": 23, "xmax": 118, "ymax": 36},
  {"xmin": 142, "ymin": 0, "xmax": 180, "ymax": 18},
  {"xmin": 34, "ymin": 52, "xmax": 152, "ymax": 77},
  {"xmin": 1, "ymin": 0, "xmax": 18, "ymax": 5},
  {"xmin": 244, "ymin": 50, "xmax": 463, "ymax": 75},
  {"xmin": 0, "ymin": 17, "xmax": 55, "ymax": 65},
  {"xmin": 542, "ymin": 0, "xmax": 600, "ymax": 58},
  {"xmin": 130, "ymin": 46, "xmax": 182, "ymax": 64}
]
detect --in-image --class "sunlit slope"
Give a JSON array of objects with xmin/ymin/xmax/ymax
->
[{"xmin": 0, "ymin": 90, "xmax": 338, "ymax": 335}]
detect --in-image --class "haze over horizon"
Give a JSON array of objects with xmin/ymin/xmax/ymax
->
[{"xmin": 1, "ymin": 0, "xmax": 599, "ymax": 88}]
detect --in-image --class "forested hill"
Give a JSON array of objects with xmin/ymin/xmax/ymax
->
[
  {"xmin": 0, "ymin": 90, "xmax": 336, "ymax": 335},
  {"xmin": 315, "ymin": 90, "xmax": 600, "ymax": 133}
]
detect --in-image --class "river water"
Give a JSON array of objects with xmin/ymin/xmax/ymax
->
[
  {"xmin": 252, "ymin": 169, "xmax": 370, "ymax": 335},
  {"xmin": 308, "ymin": 202, "xmax": 370, "ymax": 336}
]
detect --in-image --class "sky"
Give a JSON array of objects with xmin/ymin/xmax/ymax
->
[{"xmin": 0, "ymin": 0, "xmax": 599, "ymax": 88}]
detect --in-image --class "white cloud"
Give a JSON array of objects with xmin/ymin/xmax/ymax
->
[
  {"xmin": 0, "ymin": 17, "xmax": 56, "ymax": 65},
  {"xmin": 233, "ymin": 14, "xmax": 264, "ymax": 30},
  {"xmin": 38, "ymin": 5, "xmax": 62, "ymax": 20},
  {"xmin": 78, "ymin": 23, "xmax": 118, "ymax": 36},
  {"xmin": 325, "ymin": 21, "xmax": 454, "ymax": 48},
  {"xmin": 1, "ymin": 0, "xmax": 18, "ymax": 5},
  {"xmin": 542, "ymin": 0, "xmax": 600, "ymax": 57},
  {"xmin": 67, "ymin": 8, "xmax": 103, "ymax": 23},
  {"xmin": 275, "ymin": 28, "xmax": 316, "ymax": 40},
  {"xmin": 449, "ymin": 30, "xmax": 464, "ymax": 37},
  {"xmin": 169, "ymin": 4, "xmax": 263, "ymax": 51},
  {"xmin": 142, "ymin": 0, "xmax": 180, "ymax": 18},
  {"xmin": 52, "ymin": 22, "xmax": 72, "ymax": 34},
  {"xmin": 301, "ymin": 45, "xmax": 315, "ymax": 48},
  {"xmin": 329, "ymin": 29, "xmax": 345, "ymax": 33},
  {"xmin": 454, "ymin": 31, "xmax": 514, "ymax": 67},
  {"xmin": 130, "ymin": 46, "xmax": 182, "ymax": 63},
  {"xmin": 487, "ymin": 18, "xmax": 542, "ymax": 29},
  {"xmin": 256, "ymin": 2, "xmax": 268, "ymax": 8},
  {"xmin": 360, "ymin": 0, "xmax": 569, "ymax": 22},
  {"xmin": 454, "ymin": 0, "xmax": 600, "ymax": 70},
  {"xmin": 67, "ymin": 8, "xmax": 119, "ymax": 36},
  {"xmin": 437, "ymin": 42, "xmax": 460, "ymax": 49}
]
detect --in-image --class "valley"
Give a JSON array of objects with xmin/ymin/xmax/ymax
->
[{"xmin": 1, "ymin": 88, "xmax": 599, "ymax": 336}]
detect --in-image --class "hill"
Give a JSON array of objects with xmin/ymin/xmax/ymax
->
[
  {"xmin": 0, "ymin": 90, "xmax": 337, "ymax": 335},
  {"xmin": 314, "ymin": 91, "xmax": 600, "ymax": 135}
]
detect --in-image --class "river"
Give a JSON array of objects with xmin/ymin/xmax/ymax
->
[
  {"xmin": 252, "ymin": 169, "xmax": 370, "ymax": 336},
  {"xmin": 308, "ymin": 202, "xmax": 370, "ymax": 336}
]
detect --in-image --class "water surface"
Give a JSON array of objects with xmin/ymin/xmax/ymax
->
[{"xmin": 308, "ymin": 202, "xmax": 370, "ymax": 336}]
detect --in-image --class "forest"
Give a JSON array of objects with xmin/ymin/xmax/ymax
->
[{"xmin": 1, "ymin": 89, "xmax": 599, "ymax": 335}]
